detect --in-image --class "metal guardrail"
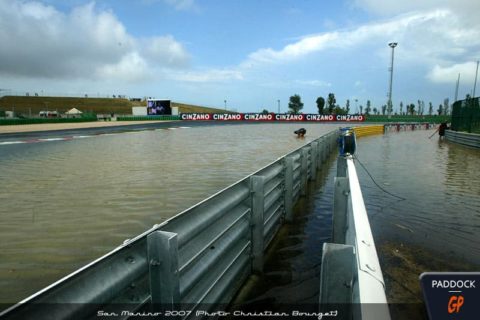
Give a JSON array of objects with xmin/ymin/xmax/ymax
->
[
  {"xmin": 319, "ymin": 155, "xmax": 390, "ymax": 320},
  {"xmin": 445, "ymin": 129, "xmax": 480, "ymax": 148},
  {"xmin": 383, "ymin": 122, "xmax": 436, "ymax": 133},
  {"xmin": 1, "ymin": 131, "xmax": 339, "ymax": 320}
]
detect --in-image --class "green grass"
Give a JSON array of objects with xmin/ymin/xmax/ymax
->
[{"xmin": 0, "ymin": 96, "xmax": 235, "ymax": 117}]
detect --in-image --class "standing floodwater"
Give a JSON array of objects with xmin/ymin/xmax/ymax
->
[
  {"xmin": 0, "ymin": 123, "xmax": 337, "ymax": 306},
  {"xmin": 1, "ymin": 124, "xmax": 479, "ymax": 312},
  {"xmin": 231, "ymin": 128, "xmax": 480, "ymax": 317},
  {"xmin": 356, "ymin": 130, "xmax": 480, "ymax": 305}
]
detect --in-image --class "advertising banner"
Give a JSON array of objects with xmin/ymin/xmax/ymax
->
[{"xmin": 180, "ymin": 113, "xmax": 365, "ymax": 122}]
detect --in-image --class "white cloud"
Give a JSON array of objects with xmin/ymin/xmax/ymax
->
[
  {"xmin": 96, "ymin": 52, "xmax": 150, "ymax": 82},
  {"xmin": 427, "ymin": 62, "xmax": 478, "ymax": 84},
  {"xmin": 353, "ymin": 0, "xmax": 480, "ymax": 23},
  {"xmin": 295, "ymin": 80, "xmax": 331, "ymax": 87},
  {"xmin": 142, "ymin": 36, "xmax": 190, "ymax": 67},
  {"xmin": 169, "ymin": 69, "xmax": 243, "ymax": 82},
  {"xmin": 0, "ymin": 1, "xmax": 190, "ymax": 81},
  {"xmin": 242, "ymin": 10, "xmax": 461, "ymax": 67},
  {"xmin": 164, "ymin": 0, "xmax": 196, "ymax": 11}
]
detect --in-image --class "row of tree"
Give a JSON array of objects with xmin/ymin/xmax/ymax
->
[{"xmin": 286, "ymin": 93, "xmax": 452, "ymax": 116}]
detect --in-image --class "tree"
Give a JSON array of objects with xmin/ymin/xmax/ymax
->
[
  {"xmin": 428, "ymin": 102, "xmax": 433, "ymax": 115},
  {"xmin": 327, "ymin": 93, "xmax": 336, "ymax": 114},
  {"xmin": 345, "ymin": 99, "xmax": 350, "ymax": 114},
  {"xmin": 365, "ymin": 100, "xmax": 372, "ymax": 115},
  {"xmin": 373, "ymin": 107, "xmax": 378, "ymax": 115},
  {"xmin": 359, "ymin": 105, "xmax": 363, "ymax": 114},
  {"xmin": 288, "ymin": 94, "xmax": 304, "ymax": 114},
  {"xmin": 408, "ymin": 103, "xmax": 415, "ymax": 115},
  {"xmin": 333, "ymin": 105, "xmax": 344, "ymax": 115},
  {"xmin": 443, "ymin": 98, "xmax": 450, "ymax": 115},
  {"xmin": 316, "ymin": 97, "xmax": 325, "ymax": 114},
  {"xmin": 261, "ymin": 109, "xmax": 269, "ymax": 114},
  {"xmin": 437, "ymin": 104, "xmax": 443, "ymax": 115},
  {"xmin": 382, "ymin": 105, "xmax": 387, "ymax": 115},
  {"xmin": 400, "ymin": 101, "xmax": 403, "ymax": 115}
]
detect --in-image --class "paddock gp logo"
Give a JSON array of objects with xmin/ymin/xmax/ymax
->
[{"xmin": 420, "ymin": 272, "xmax": 480, "ymax": 319}]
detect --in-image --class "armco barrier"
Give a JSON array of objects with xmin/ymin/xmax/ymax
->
[
  {"xmin": 320, "ymin": 156, "xmax": 390, "ymax": 319},
  {"xmin": 1, "ymin": 131, "xmax": 339, "ymax": 320},
  {"xmin": 445, "ymin": 130, "xmax": 480, "ymax": 148}
]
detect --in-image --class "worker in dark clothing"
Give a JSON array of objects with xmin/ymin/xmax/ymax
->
[
  {"xmin": 294, "ymin": 128, "xmax": 306, "ymax": 138},
  {"xmin": 438, "ymin": 122, "xmax": 449, "ymax": 138}
]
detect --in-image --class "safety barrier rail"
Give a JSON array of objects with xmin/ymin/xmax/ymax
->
[
  {"xmin": 319, "ymin": 155, "xmax": 390, "ymax": 320},
  {"xmin": 445, "ymin": 130, "xmax": 480, "ymax": 148},
  {"xmin": 384, "ymin": 122, "xmax": 435, "ymax": 133},
  {"xmin": 1, "ymin": 131, "xmax": 339, "ymax": 320}
]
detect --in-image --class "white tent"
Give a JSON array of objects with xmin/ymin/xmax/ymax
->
[{"xmin": 65, "ymin": 108, "xmax": 83, "ymax": 115}]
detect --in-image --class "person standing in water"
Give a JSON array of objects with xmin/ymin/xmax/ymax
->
[
  {"xmin": 294, "ymin": 128, "xmax": 306, "ymax": 138},
  {"xmin": 438, "ymin": 122, "xmax": 449, "ymax": 139}
]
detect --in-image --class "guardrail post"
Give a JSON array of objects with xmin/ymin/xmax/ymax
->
[
  {"xmin": 147, "ymin": 231, "xmax": 180, "ymax": 309},
  {"xmin": 332, "ymin": 176, "xmax": 349, "ymax": 244},
  {"xmin": 251, "ymin": 175, "xmax": 265, "ymax": 273},
  {"xmin": 300, "ymin": 148, "xmax": 308, "ymax": 196},
  {"xmin": 319, "ymin": 243, "xmax": 355, "ymax": 319},
  {"xmin": 284, "ymin": 156, "xmax": 294, "ymax": 222},
  {"xmin": 310, "ymin": 141, "xmax": 318, "ymax": 181},
  {"xmin": 336, "ymin": 155, "xmax": 347, "ymax": 177},
  {"xmin": 321, "ymin": 137, "xmax": 327, "ymax": 162}
]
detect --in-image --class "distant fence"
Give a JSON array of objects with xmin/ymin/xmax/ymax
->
[
  {"xmin": 384, "ymin": 123, "xmax": 436, "ymax": 133},
  {"xmin": 0, "ymin": 90, "xmax": 128, "ymax": 99},
  {"xmin": 1, "ymin": 131, "xmax": 339, "ymax": 320},
  {"xmin": 451, "ymin": 97, "xmax": 480, "ymax": 133}
]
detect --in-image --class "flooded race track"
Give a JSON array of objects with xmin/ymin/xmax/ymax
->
[
  {"xmin": 355, "ymin": 131, "xmax": 480, "ymax": 307},
  {"xmin": 0, "ymin": 123, "xmax": 479, "ymax": 314},
  {"xmin": 230, "ymin": 129, "xmax": 480, "ymax": 319},
  {"xmin": 0, "ymin": 122, "xmax": 338, "ymax": 305}
]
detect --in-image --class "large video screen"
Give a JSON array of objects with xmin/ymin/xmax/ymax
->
[{"xmin": 147, "ymin": 100, "xmax": 171, "ymax": 115}]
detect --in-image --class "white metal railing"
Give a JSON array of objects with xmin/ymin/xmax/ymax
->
[{"xmin": 319, "ymin": 155, "xmax": 391, "ymax": 320}]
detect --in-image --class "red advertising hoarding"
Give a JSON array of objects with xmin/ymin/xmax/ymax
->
[{"xmin": 180, "ymin": 113, "xmax": 365, "ymax": 122}]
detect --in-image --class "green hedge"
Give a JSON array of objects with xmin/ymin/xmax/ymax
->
[
  {"xmin": 0, "ymin": 117, "xmax": 98, "ymax": 126},
  {"xmin": 365, "ymin": 115, "xmax": 450, "ymax": 123}
]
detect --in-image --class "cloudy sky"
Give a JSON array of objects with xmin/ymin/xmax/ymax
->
[{"xmin": 0, "ymin": 0, "xmax": 479, "ymax": 113}]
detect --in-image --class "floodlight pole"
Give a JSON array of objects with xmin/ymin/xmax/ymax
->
[
  {"xmin": 473, "ymin": 61, "xmax": 479, "ymax": 98},
  {"xmin": 277, "ymin": 100, "xmax": 280, "ymax": 113},
  {"xmin": 454, "ymin": 73, "xmax": 460, "ymax": 102},
  {"xmin": 387, "ymin": 42, "xmax": 397, "ymax": 118}
]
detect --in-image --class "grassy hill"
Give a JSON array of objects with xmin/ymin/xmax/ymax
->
[{"xmin": 0, "ymin": 96, "xmax": 234, "ymax": 116}]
